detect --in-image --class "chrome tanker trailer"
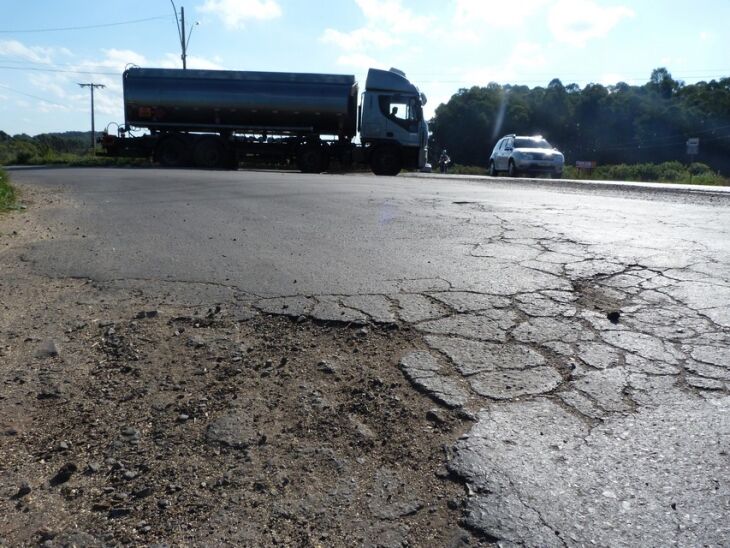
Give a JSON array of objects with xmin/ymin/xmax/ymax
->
[{"xmin": 101, "ymin": 66, "xmax": 428, "ymax": 175}]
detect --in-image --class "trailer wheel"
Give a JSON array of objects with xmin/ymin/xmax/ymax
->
[
  {"xmin": 157, "ymin": 137, "xmax": 188, "ymax": 167},
  {"xmin": 194, "ymin": 138, "xmax": 226, "ymax": 169},
  {"xmin": 297, "ymin": 145, "xmax": 325, "ymax": 174},
  {"xmin": 371, "ymin": 147, "xmax": 401, "ymax": 176}
]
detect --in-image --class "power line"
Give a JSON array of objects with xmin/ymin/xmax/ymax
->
[
  {"xmin": 0, "ymin": 65, "xmax": 118, "ymax": 76},
  {"xmin": 0, "ymin": 58, "xmax": 117, "ymax": 70},
  {"xmin": 0, "ymin": 83, "xmax": 66, "ymax": 107},
  {"xmin": 0, "ymin": 15, "xmax": 172, "ymax": 34}
]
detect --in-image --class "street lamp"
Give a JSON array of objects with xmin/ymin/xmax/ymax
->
[{"xmin": 171, "ymin": 1, "xmax": 199, "ymax": 69}]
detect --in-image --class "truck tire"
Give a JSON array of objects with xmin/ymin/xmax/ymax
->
[
  {"xmin": 157, "ymin": 137, "xmax": 188, "ymax": 167},
  {"xmin": 297, "ymin": 145, "xmax": 325, "ymax": 173},
  {"xmin": 193, "ymin": 138, "xmax": 226, "ymax": 169},
  {"xmin": 371, "ymin": 147, "xmax": 401, "ymax": 176}
]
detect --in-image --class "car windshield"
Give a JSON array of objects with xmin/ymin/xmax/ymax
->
[{"xmin": 515, "ymin": 138, "xmax": 553, "ymax": 149}]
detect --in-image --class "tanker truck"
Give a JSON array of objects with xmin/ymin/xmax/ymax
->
[{"xmin": 101, "ymin": 66, "xmax": 428, "ymax": 176}]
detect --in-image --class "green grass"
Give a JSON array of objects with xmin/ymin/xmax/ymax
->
[
  {"xmin": 1, "ymin": 149, "xmax": 151, "ymax": 168},
  {"xmin": 449, "ymin": 164, "xmax": 489, "ymax": 176},
  {"xmin": 443, "ymin": 161, "xmax": 728, "ymax": 186},
  {"xmin": 563, "ymin": 161, "xmax": 729, "ymax": 186},
  {"xmin": 0, "ymin": 169, "xmax": 17, "ymax": 211}
]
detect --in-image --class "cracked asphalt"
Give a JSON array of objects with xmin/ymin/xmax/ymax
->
[{"xmin": 6, "ymin": 167, "xmax": 730, "ymax": 546}]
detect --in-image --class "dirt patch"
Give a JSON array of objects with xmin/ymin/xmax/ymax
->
[{"xmin": 0, "ymin": 184, "xmax": 487, "ymax": 547}]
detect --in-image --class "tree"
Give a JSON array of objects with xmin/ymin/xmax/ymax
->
[{"xmin": 428, "ymin": 69, "xmax": 730, "ymax": 174}]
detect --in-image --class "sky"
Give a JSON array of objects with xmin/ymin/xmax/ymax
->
[{"xmin": 0, "ymin": 0, "xmax": 728, "ymax": 135}]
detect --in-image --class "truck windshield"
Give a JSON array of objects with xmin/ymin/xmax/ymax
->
[{"xmin": 515, "ymin": 138, "xmax": 552, "ymax": 149}]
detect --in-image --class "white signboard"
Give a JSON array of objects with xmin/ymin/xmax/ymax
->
[{"xmin": 687, "ymin": 138, "xmax": 699, "ymax": 156}]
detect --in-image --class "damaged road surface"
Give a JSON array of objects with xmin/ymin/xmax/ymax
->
[{"xmin": 2, "ymin": 168, "xmax": 730, "ymax": 546}]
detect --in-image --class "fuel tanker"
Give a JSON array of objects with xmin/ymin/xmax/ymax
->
[{"xmin": 101, "ymin": 66, "xmax": 428, "ymax": 175}]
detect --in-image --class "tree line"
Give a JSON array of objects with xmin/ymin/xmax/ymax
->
[
  {"xmin": 0, "ymin": 131, "xmax": 91, "ymax": 165},
  {"xmin": 429, "ymin": 68, "xmax": 730, "ymax": 175}
]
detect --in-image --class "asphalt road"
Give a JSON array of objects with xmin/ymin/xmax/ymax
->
[
  {"xmin": 9, "ymin": 167, "xmax": 730, "ymax": 546},
  {"xmin": 9, "ymin": 167, "xmax": 730, "ymax": 298}
]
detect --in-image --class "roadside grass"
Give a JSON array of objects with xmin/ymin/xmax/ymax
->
[
  {"xmin": 0, "ymin": 169, "xmax": 17, "ymax": 211},
  {"xmin": 1, "ymin": 150, "xmax": 150, "ymax": 168},
  {"xmin": 449, "ymin": 164, "xmax": 488, "ymax": 176},
  {"xmin": 443, "ymin": 160, "xmax": 728, "ymax": 186},
  {"xmin": 563, "ymin": 161, "xmax": 729, "ymax": 186}
]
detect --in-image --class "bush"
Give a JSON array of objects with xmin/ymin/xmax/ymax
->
[
  {"xmin": 0, "ymin": 169, "xmax": 17, "ymax": 211},
  {"xmin": 449, "ymin": 164, "xmax": 488, "ymax": 175},
  {"xmin": 565, "ymin": 161, "xmax": 728, "ymax": 186},
  {"xmin": 688, "ymin": 162, "xmax": 712, "ymax": 176}
]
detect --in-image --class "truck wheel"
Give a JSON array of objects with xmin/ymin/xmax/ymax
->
[
  {"xmin": 297, "ymin": 146, "xmax": 324, "ymax": 173},
  {"xmin": 371, "ymin": 148, "xmax": 401, "ymax": 176},
  {"xmin": 157, "ymin": 137, "xmax": 188, "ymax": 167},
  {"xmin": 224, "ymin": 150, "xmax": 239, "ymax": 170},
  {"xmin": 194, "ymin": 138, "xmax": 226, "ymax": 169}
]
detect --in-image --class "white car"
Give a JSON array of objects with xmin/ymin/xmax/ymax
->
[{"xmin": 489, "ymin": 134, "xmax": 564, "ymax": 178}]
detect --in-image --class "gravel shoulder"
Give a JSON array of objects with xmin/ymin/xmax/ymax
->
[{"xmin": 0, "ymin": 184, "xmax": 484, "ymax": 547}]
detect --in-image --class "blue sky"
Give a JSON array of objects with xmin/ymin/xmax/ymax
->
[{"xmin": 1, "ymin": 0, "xmax": 728, "ymax": 135}]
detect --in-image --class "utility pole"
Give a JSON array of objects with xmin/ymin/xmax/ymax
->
[
  {"xmin": 171, "ymin": 1, "xmax": 198, "ymax": 70},
  {"xmin": 180, "ymin": 5, "xmax": 187, "ymax": 69},
  {"xmin": 78, "ymin": 83, "xmax": 105, "ymax": 153}
]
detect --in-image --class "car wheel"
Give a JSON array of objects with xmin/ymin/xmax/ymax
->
[
  {"xmin": 555, "ymin": 171, "xmax": 563, "ymax": 179},
  {"xmin": 508, "ymin": 160, "xmax": 518, "ymax": 178},
  {"xmin": 488, "ymin": 161, "xmax": 497, "ymax": 176}
]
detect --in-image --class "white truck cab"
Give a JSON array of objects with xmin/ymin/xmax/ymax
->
[{"xmin": 360, "ymin": 68, "xmax": 429, "ymax": 175}]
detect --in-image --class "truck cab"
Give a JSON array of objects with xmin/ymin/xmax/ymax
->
[{"xmin": 360, "ymin": 68, "xmax": 429, "ymax": 175}]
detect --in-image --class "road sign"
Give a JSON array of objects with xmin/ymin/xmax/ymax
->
[
  {"xmin": 687, "ymin": 138, "xmax": 699, "ymax": 156},
  {"xmin": 575, "ymin": 161, "xmax": 596, "ymax": 169}
]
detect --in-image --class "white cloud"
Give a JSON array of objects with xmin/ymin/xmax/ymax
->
[
  {"xmin": 463, "ymin": 42, "xmax": 547, "ymax": 85},
  {"xmin": 600, "ymin": 73, "xmax": 626, "ymax": 85},
  {"xmin": 0, "ymin": 40, "xmax": 57, "ymax": 63},
  {"xmin": 507, "ymin": 42, "xmax": 547, "ymax": 70},
  {"xmin": 319, "ymin": 0, "xmax": 430, "ymax": 70},
  {"xmin": 198, "ymin": 0, "xmax": 282, "ymax": 30},
  {"xmin": 548, "ymin": 0, "xmax": 634, "ymax": 46},
  {"xmin": 336, "ymin": 53, "xmax": 384, "ymax": 70},
  {"xmin": 355, "ymin": 0, "xmax": 433, "ymax": 33},
  {"xmin": 454, "ymin": 0, "xmax": 551, "ymax": 28},
  {"xmin": 96, "ymin": 48, "xmax": 149, "ymax": 70},
  {"xmin": 321, "ymin": 28, "xmax": 398, "ymax": 51},
  {"xmin": 160, "ymin": 53, "xmax": 225, "ymax": 70}
]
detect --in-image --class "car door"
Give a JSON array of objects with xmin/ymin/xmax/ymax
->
[
  {"xmin": 491, "ymin": 139, "xmax": 503, "ymax": 168},
  {"xmin": 497, "ymin": 138, "xmax": 512, "ymax": 171}
]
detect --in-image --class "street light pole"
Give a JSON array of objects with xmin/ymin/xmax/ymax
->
[
  {"xmin": 78, "ymin": 83, "xmax": 105, "ymax": 153},
  {"xmin": 180, "ymin": 6, "xmax": 187, "ymax": 69},
  {"xmin": 171, "ymin": 2, "xmax": 198, "ymax": 70}
]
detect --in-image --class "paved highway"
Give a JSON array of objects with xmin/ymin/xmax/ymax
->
[{"xmin": 9, "ymin": 167, "xmax": 730, "ymax": 546}]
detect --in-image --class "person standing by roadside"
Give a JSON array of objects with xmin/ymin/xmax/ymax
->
[{"xmin": 438, "ymin": 149, "xmax": 451, "ymax": 174}]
